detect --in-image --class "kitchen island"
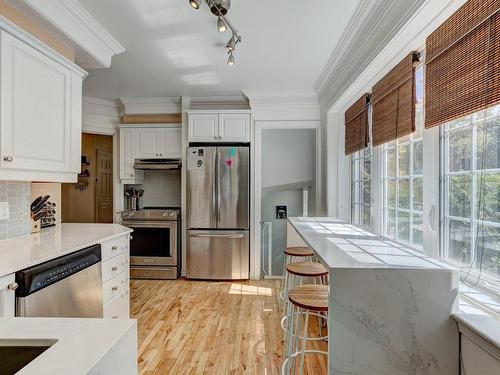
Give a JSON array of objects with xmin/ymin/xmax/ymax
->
[{"xmin": 287, "ymin": 217, "xmax": 459, "ymax": 375}]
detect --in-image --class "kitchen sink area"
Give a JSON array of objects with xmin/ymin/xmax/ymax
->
[{"xmin": 0, "ymin": 339, "xmax": 55, "ymax": 375}]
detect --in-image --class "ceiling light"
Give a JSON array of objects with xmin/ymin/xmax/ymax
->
[
  {"xmin": 217, "ymin": 17, "xmax": 227, "ymax": 32},
  {"xmin": 227, "ymin": 51, "xmax": 235, "ymax": 66},
  {"xmin": 189, "ymin": 0, "xmax": 201, "ymax": 9},
  {"xmin": 226, "ymin": 35, "xmax": 236, "ymax": 51}
]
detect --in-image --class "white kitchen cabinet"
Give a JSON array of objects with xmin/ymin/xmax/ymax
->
[
  {"xmin": 188, "ymin": 112, "xmax": 251, "ymax": 142},
  {"xmin": 161, "ymin": 128, "xmax": 182, "ymax": 157},
  {"xmin": 188, "ymin": 113, "xmax": 219, "ymax": 142},
  {"xmin": 120, "ymin": 128, "xmax": 136, "ymax": 180},
  {"xmin": 219, "ymin": 113, "xmax": 250, "ymax": 142},
  {"xmin": 0, "ymin": 274, "xmax": 16, "ymax": 317},
  {"xmin": 0, "ymin": 29, "xmax": 86, "ymax": 182},
  {"xmin": 135, "ymin": 128, "xmax": 161, "ymax": 158},
  {"xmin": 102, "ymin": 234, "xmax": 130, "ymax": 319}
]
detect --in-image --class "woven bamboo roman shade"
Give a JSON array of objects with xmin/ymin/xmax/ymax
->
[
  {"xmin": 344, "ymin": 93, "xmax": 370, "ymax": 155},
  {"xmin": 425, "ymin": 0, "xmax": 500, "ymax": 128},
  {"xmin": 372, "ymin": 52, "xmax": 419, "ymax": 146}
]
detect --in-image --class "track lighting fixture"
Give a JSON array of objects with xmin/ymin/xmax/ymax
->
[
  {"xmin": 189, "ymin": 0, "xmax": 242, "ymax": 65},
  {"xmin": 227, "ymin": 51, "xmax": 235, "ymax": 66},
  {"xmin": 189, "ymin": 0, "xmax": 201, "ymax": 9},
  {"xmin": 217, "ymin": 16, "xmax": 227, "ymax": 32},
  {"xmin": 226, "ymin": 35, "xmax": 236, "ymax": 51}
]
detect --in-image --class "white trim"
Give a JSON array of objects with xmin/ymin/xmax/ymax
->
[
  {"xmin": 253, "ymin": 120, "xmax": 321, "ymax": 280},
  {"xmin": 0, "ymin": 15, "xmax": 87, "ymax": 78},
  {"xmin": 82, "ymin": 96, "xmax": 120, "ymax": 136},
  {"xmin": 23, "ymin": 0, "xmax": 125, "ymax": 69},
  {"xmin": 117, "ymin": 97, "xmax": 181, "ymax": 116},
  {"xmin": 189, "ymin": 95, "xmax": 250, "ymax": 110}
]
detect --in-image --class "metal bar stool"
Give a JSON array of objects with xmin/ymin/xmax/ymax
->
[
  {"xmin": 282, "ymin": 284, "xmax": 329, "ymax": 375},
  {"xmin": 281, "ymin": 261, "xmax": 328, "ymax": 339},
  {"xmin": 280, "ymin": 247, "xmax": 315, "ymax": 305}
]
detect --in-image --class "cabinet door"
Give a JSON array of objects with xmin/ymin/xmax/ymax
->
[
  {"xmin": 120, "ymin": 128, "xmax": 135, "ymax": 179},
  {"xmin": 219, "ymin": 114, "xmax": 250, "ymax": 142},
  {"xmin": 188, "ymin": 114, "xmax": 219, "ymax": 142},
  {"xmin": 0, "ymin": 274, "xmax": 16, "ymax": 317},
  {"xmin": 160, "ymin": 128, "xmax": 182, "ymax": 157},
  {"xmin": 135, "ymin": 128, "xmax": 160, "ymax": 158},
  {"xmin": 0, "ymin": 31, "xmax": 72, "ymax": 172}
]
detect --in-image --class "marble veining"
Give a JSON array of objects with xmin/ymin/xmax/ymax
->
[{"xmin": 288, "ymin": 217, "xmax": 460, "ymax": 375}]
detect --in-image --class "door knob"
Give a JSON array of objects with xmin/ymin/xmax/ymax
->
[{"xmin": 3, "ymin": 156, "xmax": 13, "ymax": 162}]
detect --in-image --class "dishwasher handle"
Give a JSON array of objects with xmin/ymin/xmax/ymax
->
[{"xmin": 189, "ymin": 233, "xmax": 244, "ymax": 239}]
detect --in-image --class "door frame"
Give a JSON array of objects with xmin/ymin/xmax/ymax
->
[{"xmin": 252, "ymin": 120, "xmax": 321, "ymax": 280}]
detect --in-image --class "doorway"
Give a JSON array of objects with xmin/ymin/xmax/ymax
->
[
  {"xmin": 259, "ymin": 128, "xmax": 317, "ymax": 278},
  {"xmin": 61, "ymin": 133, "xmax": 113, "ymax": 223}
]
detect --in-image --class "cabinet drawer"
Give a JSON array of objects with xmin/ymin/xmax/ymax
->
[
  {"xmin": 102, "ymin": 253, "xmax": 128, "ymax": 283},
  {"xmin": 103, "ymin": 289, "xmax": 130, "ymax": 319},
  {"xmin": 101, "ymin": 235, "xmax": 128, "ymax": 261},
  {"xmin": 103, "ymin": 272, "xmax": 129, "ymax": 304}
]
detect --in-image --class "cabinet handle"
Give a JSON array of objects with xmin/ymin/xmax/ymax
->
[
  {"xmin": 214, "ymin": 136, "xmax": 217, "ymax": 140},
  {"xmin": 112, "ymin": 315, "xmax": 119, "ymax": 319},
  {"xmin": 112, "ymin": 245, "xmax": 118, "ymax": 250},
  {"xmin": 112, "ymin": 266, "xmax": 118, "ymax": 271},
  {"xmin": 129, "ymin": 174, "xmax": 133, "ymax": 177},
  {"xmin": 7, "ymin": 282, "xmax": 18, "ymax": 290},
  {"xmin": 3, "ymin": 156, "xmax": 13, "ymax": 162},
  {"xmin": 130, "ymin": 235, "xmax": 133, "ymax": 240},
  {"xmin": 219, "ymin": 136, "xmax": 222, "ymax": 140},
  {"xmin": 112, "ymin": 286, "xmax": 118, "ymax": 291}
]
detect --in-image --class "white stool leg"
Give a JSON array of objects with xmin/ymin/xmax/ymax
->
[{"xmin": 299, "ymin": 310, "xmax": 310, "ymax": 375}]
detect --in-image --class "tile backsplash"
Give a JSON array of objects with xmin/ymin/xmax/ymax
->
[
  {"xmin": 125, "ymin": 170, "xmax": 181, "ymax": 208},
  {"xmin": 0, "ymin": 181, "xmax": 30, "ymax": 240}
]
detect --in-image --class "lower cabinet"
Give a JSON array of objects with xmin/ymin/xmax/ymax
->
[
  {"xmin": 0, "ymin": 273, "xmax": 16, "ymax": 317},
  {"xmin": 101, "ymin": 234, "xmax": 130, "ymax": 319}
]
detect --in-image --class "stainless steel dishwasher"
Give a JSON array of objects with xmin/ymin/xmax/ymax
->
[{"xmin": 15, "ymin": 244, "xmax": 103, "ymax": 318}]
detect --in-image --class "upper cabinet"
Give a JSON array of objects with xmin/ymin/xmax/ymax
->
[
  {"xmin": 119, "ymin": 125, "xmax": 182, "ymax": 182},
  {"xmin": 188, "ymin": 112, "xmax": 250, "ymax": 143},
  {"xmin": 0, "ymin": 29, "xmax": 86, "ymax": 182}
]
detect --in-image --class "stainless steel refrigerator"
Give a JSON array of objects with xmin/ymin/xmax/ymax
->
[{"xmin": 186, "ymin": 146, "xmax": 250, "ymax": 280}]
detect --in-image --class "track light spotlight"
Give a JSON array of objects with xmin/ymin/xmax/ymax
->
[
  {"xmin": 227, "ymin": 51, "xmax": 235, "ymax": 66},
  {"xmin": 226, "ymin": 35, "xmax": 236, "ymax": 51},
  {"xmin": 189, "ymin": 0, "xmax": 201, "ymax": 9},
  {"xmin": 217, "ymin": 17, "xmax": 227, "ymax": 32}
]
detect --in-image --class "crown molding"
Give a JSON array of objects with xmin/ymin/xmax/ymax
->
[
  {"xmin": 117, "ymin": 97, "xmax": 182, "ymax": 116},
  {"xmin": 0, "ymin": 15, "xmax": 87, "ymax": 78},
  {"xmin": 315, "ymin": 0, "xmax": 428, "ymax": 112},
  {"xmin": 82, "ymin": 97, "xmax": 120, "ymax": 135},
  {"xmin": 243, "ymin": 90, "xmax": 320, "ymax": 121},
  {"xmin": 22, "ymin": 0, "xmax": 125, "ymax": 69},
  {"xmin": 189, "ymin": 95, "xmax": 250, "ymax": 110}
]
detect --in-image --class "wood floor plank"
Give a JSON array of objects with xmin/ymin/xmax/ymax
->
[{"xmin": 130, "ymin": 278, "xmax": 327, "ymax": 374}]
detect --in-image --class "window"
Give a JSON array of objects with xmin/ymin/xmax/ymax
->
[
  {"xmin": 442, "ymin": 103, "xmax": 500, "ymax": 296},
  {"xmin": 351, "ymin": 145, "xmax": 372, "ymax": 228},
  {"xmin": 382, "ymin": 65, "xmax": 424, "ymax": 248}
]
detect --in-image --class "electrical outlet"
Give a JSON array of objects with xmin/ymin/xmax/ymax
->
[{"xmin": 0, "ymin": 202, "xmax": 9, "ymax": 220}]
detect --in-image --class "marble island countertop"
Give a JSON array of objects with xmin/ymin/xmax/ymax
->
[
  {"xmin": 288, "ymin": 216, "xmax": 457, "ymax": 271},
  {"xmin": 0, "ymin": 317, "xmax": 137, "ymax": 375},
  {"xmin": 0, "ymin": 223, "xmax": 132, "ymax": 277}
]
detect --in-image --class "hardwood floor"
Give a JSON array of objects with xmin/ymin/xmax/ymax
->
[{"xmin": 130, "ymin": 278, "xmax": 328, "ymax": 374}]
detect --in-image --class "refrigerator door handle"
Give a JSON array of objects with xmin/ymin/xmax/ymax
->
[
  {"xmin": 217, "ymin": 148, "xmax": 221, "ymax": 225},
  {"xmin": 189, "ymin": 234, "xmax": 245, "ymax": 239},
  {"xmin": 213, "ymin": 149, "xmax": 218, "ymax": 226}
]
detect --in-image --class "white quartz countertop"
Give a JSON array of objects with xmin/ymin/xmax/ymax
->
[
  {"xmin": 0, "ymin": 224, "xmax": 132, "ymax": 277},
  {"xmin": 0, "ymin": 317, "xmax": 136, "ymax": 375},
  {"xmin": 288, "ymin": 217, "xmax": 457, "ymax": 271}
]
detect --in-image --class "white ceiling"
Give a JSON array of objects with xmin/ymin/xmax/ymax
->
[{"xmin": 77, "ymin": 0, "xmax": 360, "ymax": 99}]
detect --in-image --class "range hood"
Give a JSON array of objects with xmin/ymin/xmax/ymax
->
[{"xmin": 134, "ymin": 159, "xmax": 181, "ymax": 170}]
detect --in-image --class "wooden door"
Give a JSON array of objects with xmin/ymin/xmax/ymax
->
[{"xmin": 96, "ymin": 149, "xmax": 113, "ymax": 223}]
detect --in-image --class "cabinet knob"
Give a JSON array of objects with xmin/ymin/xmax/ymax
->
[
  {"xmin": 112, "ymin": 315, "xmax": 119, "ymax": 319},
  {"xmin": 129, "ymin": 174, "xmax": 133, "ymax": 177},
  {"xmin": 112, "ymin": 245, "xmax": 118, "ymax": 250},
  {"xmin": 112, "ymin": 286, "xmax": 118, "ymax": 291},
  {"xmin": 112, "ymin": 266, "xmax": 118, "ymax": 271},
  {"xmin": 3, "ymin": 156, "xmax": 13, "ymax": 162},
  {"xmin": 214, "ymin": 136, "xmax": 217, "ymax": 140},
  {"xmin": 7, "ymin": 282, "xmax": 18, "ymax": 290}
]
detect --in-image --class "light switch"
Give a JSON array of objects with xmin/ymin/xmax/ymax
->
[{"xmin": 0, "ymin": 202, "xmax": 9, "ymax": 220}]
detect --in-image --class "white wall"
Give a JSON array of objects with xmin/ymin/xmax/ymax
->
[{"xmin": 261, "ymin": 129, "xmax": 315, "ymax": 190}]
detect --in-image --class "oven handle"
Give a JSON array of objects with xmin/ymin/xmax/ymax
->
[
  {"xmin": 189, "ymin": 233, "xmax": 244, "ymax": 239},
  {"xmin": 122, "ymin": 221, "xmax": 177, "ymax": 229}
]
